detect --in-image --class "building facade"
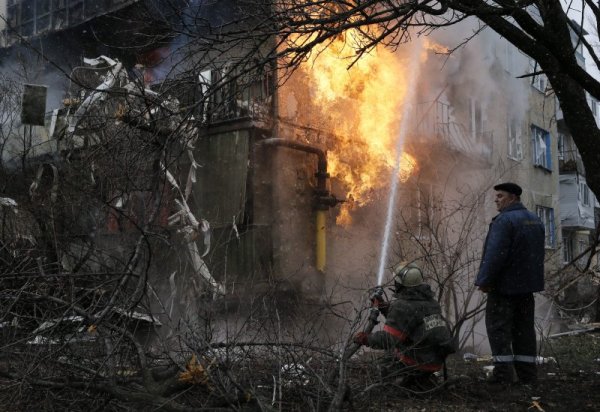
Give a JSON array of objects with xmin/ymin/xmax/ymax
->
[{"xmin": 0, "ymin": 0, "xmax": 594, "ymax": 347}]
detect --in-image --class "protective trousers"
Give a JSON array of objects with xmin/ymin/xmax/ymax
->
[{"xmin": 485, "ymin": 293, "xmax": 537, "ymax": 383}]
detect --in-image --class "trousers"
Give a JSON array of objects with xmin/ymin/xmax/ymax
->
[{"xmin": 485, "ymin": 292, "xmax": 537, "ymax": 383}]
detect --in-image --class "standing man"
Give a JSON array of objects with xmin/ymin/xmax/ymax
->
[{"xmin": 475, "ymin": 183, "xmax": 545, "ymax": 385}]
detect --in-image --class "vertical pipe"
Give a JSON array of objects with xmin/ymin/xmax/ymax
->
[
  {"xmin": 258, "ymin": 138, "xmax": 331, "ymax": 273},
  {"xmin": 316, "ymin": 209, "xmax": 327, "ymax": 272}
]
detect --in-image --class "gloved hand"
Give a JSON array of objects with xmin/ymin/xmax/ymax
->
[
  {"xmin": 370, "ymin": 293, "xmax": 384, "ymax": 307},
  {"xmin": 370, "ymin": 287, "xmax": 386, "ymax": 307},
  {"xmin": 370, "ymin": 291, "xmax": 390, "ymax": 315},
  {"xmin": 353, "ymin": 332, "xmax": 369, "ymax": 346}
]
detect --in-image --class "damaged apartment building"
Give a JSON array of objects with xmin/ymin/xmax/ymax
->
[
  {"xmin": 0, "ymin": 0, "xmax": 597, "ymax": 348},
  {"xmin": 0, "ymin": 0, "xmax": 341, "ymax": 320}
]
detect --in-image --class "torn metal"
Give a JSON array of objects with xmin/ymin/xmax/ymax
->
[{"xmin": 59, "ymin": 55, "xmax": 224, "ymax": 298}]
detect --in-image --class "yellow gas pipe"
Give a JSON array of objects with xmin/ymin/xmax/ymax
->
[
  {"xmin": 258, "ymin": 138, "xmax": 342, "ymax": 273},
  {"xmin": 316, "ymin": 209, "xmax": 327, "ymax": 272}
]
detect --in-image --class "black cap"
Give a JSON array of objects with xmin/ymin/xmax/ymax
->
[{"xmin": 494, "ymin": 182, "xmax": 522, "ymax": 196}]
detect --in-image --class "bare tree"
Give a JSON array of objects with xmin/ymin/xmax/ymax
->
[{"xmin": 5, "ymin": 1, "xmax": 600, "ymax": 409}]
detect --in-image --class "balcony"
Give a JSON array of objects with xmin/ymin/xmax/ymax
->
[
  {"xmin": 409, "ymin": 98, "xmax": 493, "ymax": 165},
  {"xmin": 559, "ymin": 149, "xmax": 585, "ymax": 175},
  {"xmin": 559, "ymin": 173, "xmax": 597, "ymax": 230}
]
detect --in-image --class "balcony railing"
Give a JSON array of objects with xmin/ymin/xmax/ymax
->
[{"xmin": 411, "ymin": 99, "xmax": 493, "ymax": 163}]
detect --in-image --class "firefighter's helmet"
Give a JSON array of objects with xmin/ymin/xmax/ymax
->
[{"xmin": 392, "ymin": 261, "xmax": 424, "ymax": 289}]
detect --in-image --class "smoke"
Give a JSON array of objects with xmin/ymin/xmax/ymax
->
[
  {"xmin": 427, "ymin": 21, "xmax": 530, "ymax": 131},
  {"xmin": 139, "ymin": 0, "xmax": 243, "ymax": 84},
  {"xmin": 0, "ymin": 45, "xmax": 69, "ymax": 112},
  {"xmin": 0, "ymin": 45, "xmax": 70, "ymax": 166},
  {"xmin": 278, "ymin": 19, "xmax": 534, "ymax": 312}
]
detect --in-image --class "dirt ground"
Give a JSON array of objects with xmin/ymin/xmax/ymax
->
[
  {"xmin": 344, "ymin": 333, "xmax": 600, "ymax": 411},
  {"xmin": 2, "ymin": 333, "xmax": 599, "ymax": 411}
]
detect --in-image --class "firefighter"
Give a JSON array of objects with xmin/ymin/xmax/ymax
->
[
  {"xmin": 353, "ymin": 262, "xmax": 455, "ymax": 386},
  {"xmin": 475, "ymin": 182, "xmax": 545, "ymax": 385}
]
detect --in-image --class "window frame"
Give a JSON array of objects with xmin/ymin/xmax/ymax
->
[
  {"xmin": 531, "ymin": 125, "xmax": 552, "ymax": 171},
  {"xmin": 579, "ymin": 181, "xmax": 590, "ymax": 206},
  {"xmin": 529, "ymin": 59, "xmax": 548, "ymax": 93},
  {"xmin": 557, "ymin": 133, "xmax": 565, "ymax": 161},
  {"xmin": 507, "ymin": 117, "xmax": 523, "ymax": 160},
  {"xmin": 536, "ymin": 205, "xmax": 555, "ymax": 248}
]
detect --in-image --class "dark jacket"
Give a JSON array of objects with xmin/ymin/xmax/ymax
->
[
  {"xmin": 367, "ymin": 284, "xmax": 454, "ymax": 371},
  {"xmin": 475, "ymin": 202, "xmax": 545, "ymax": 295}
]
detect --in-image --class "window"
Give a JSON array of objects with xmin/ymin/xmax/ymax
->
[
  {"xmin": 557, "ymin": 133, "xmax": 565, "ymax": 161},
  {"xmin": 563, "ymin": 235, "xmax": 573, "ymax": 264},
  {"xmin": 579, "ymin": 182, "xmax": 590, "ymax": 206},
  {"xmin": 407, "ymin": 184, "xmax": 441, "ymax": 238},
  {"xmin": 469, "ymin": 98, "xmax": 484, "ymax": 141},
  {"xmin": 532, "ymin": 125, "xmax": 552, "ymax": 170},
  {"xmin": 529, "ymin": 59, "xmax": 547, "ymax": 93},
  {"xmin": 579, "ymin": 239, "xmax": 588, "ymax": 255},
  {"xmin": 536, "ymin": 206, "xmax": 555, "ymax": 248},
  {"xmin": 507, "ymin": 117, "xmax": 522, "ymax": 160}
]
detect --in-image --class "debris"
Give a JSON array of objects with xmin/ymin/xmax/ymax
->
[
  {"xmin": 112, "ymin": 307, "xmax": 162, "ymax": 325},
  {"xmin": 32, "ymin": 316, "xmax": 84, "ymax": 334},
  {"xmin": 280, "ymin": 363, "xmax": 310, "ymax": 387},
  {"xmin": 529, "ymin": 399, "xmax": 545, "ymax": 411},
  {"xmin": 536, "ymin": 356, "xmax": 556, "ymax": 365},
  {"xmin": 178, "ymin": 354, "xmax": 210, "ymax": 385},
  {"xmin": 548, "ymin": 323, "xmax": 600, "ymax": 338},
  {"xmin": 463, "ymin": 352, "xmax": 492, "ymax": 362},
  {"xmin": 0, "ymin": 197, "xmax": 17, "ymax": 207},
  {"xmin": 463, "ymin": 352, "xmax": 478, "ymax": 361}
]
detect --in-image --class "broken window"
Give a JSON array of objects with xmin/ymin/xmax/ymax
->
[
  {"xmin": 531, "ymin": 125, "xmax": 552, "ymax": 170},
  {"xmin": 507, "ymin": 116, "xmax": 522, "ymax": 160},
  {"xmin": 536, "ymin": 205, "xmax": 555, "ymax": 248}
]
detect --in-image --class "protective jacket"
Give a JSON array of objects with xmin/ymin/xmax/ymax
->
[
  {"xmin": 475, "ymin": 202, "xmax": 545, "ymax": 295},
  {"xmin": 367, "ymin": 284, "xmax": 454, "ymax": 372}
]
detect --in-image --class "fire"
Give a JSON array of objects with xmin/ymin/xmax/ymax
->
[{"xmin": 299, "ymin": 30, "xmax": 418, "ymax": 225}]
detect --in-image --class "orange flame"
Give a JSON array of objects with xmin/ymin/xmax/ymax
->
[{"xmin": 299, "ymin": 30, "xmax": 418, "ymax": 225}]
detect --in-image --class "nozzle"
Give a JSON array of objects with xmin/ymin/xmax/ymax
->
[{"xmin": 369, "ymin": 286, "xmax": 384, "ymax": 302}]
